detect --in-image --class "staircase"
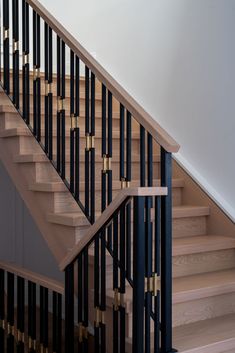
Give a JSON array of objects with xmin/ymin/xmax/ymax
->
[{"xmin": 0, "ymin": 0, "xmax": 235, "ymax": 352}]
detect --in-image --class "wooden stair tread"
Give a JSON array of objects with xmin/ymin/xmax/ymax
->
[
  {"xmin": 29, "ymin": 178, "xmax": 184, "ymax": 193},
  {"xmin": 106, "ymin": 269, "xmax": 235, "ymax": 311},
  {"xmin": 125, "ymin": 314, "xmax": 235, "ymax": 352},
  {"xmin": 14, "ymin": 152, "xmax": 161, "ymax": 164},
  {"xmin": 173, "ymin": 235, "xmax": 235, "ymax": 256},
  {"xmin": 47, "ymin": 205, "xmax": 210, "ymax": 227},
  {"xmin": 172, "ymin": 313, "xmax": 235, "ymax": 353},
  {"xmin": 0, "ymin": 126, "xmax": 141, "ymax": 139}
]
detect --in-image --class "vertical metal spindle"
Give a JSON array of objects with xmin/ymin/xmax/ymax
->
[
  {"xmin": 132, "ymin": 197, "xmax": 145, "ymax": 353},
  {"xmin": 83, "ymin": 249, "xmax": 89, "ymax": 352},
  {"xmin": 36, "ymin": 14, "xmax": 41, "ymax": 141},
  {"xmin": 100, "ymin": 228, "xmax": 106, "ymax": 353},
  {"xmin": 3, "ymin": 0, "xmax": 10, "ymax": 94},
  {"xmin": 28, "ymin": 281, "xmax": 36, "ymax": 353},
  {"xmin": 48, "ymin": 26, "xmax": 53, "ymax": 160},
  {"xmin": 77, "ymin": 254, "xmax": 83, "ymax": 351},
  {"xmin": 140, "ymin": 126, "xmax": 146, "ymax": 186},
  {"xmin": 17, "ymin": 276, "xmax": 25, "ymax": 353},
  {"xmin": 40, "ymin": 287, "xmax": 48, "ymax": 353},
  {"xmin": 44, "ymin": 22, "xmax": 49, "ymax": 153},
  {"xmin": 74, "ymin": 56, "xmax": 80, "ymax": 201},
  {"xmin": 160, "ymin": 147, "xmax": 173, "ymax": 353},
  {"xmin": 119, "ymin": 205, "xmax": 126, "ymax": 353},
  {"xmin": 70, "ymin": 51, "xmax": 75, "ymax": 193},
  {"xmin": 0, "ymin": 270, "xmax": 5, "ymax": 352},
  {"xmin": 126, "ymin": 110, "xmax": 132, "ymax": 183},
  {"xmin": 61, "ymin": 41, "xmax": 66, "ymax": 179},
  {"xmin": 65, "ymin": 263, "xmax": 74, "ymax": 353},
  {"xmin": 7, "ymin": 272, "xmax": 14, "ymax": 353},
  {"xmin": 22, "ymin": 0, "xmax": 30, "ymax": 125},
  {"xmin": 12, "ymin": 0, "xmax": 19, "ymax": 109},
  {"xmin": 53, "ymin": 292, "xmax": 62, "ymax": 353},
  {"xmin": 90, "ymin": 71, "xmax": 96, "ymax": 224},
  {"xmin": 85, "ymin": 66, "xmax": 90, "ymax": 217},
  {"xmin": 113, "ymin": 214, "xmax": 119, "ymax": 353},
  {"xmin": 120, "ymin": 104, "xmax": 125, "ymax": 185},
  {"xmin": 101, "ymin": 84, "xmax": 107, "ymax": 213},
  {"xmin": 154, "ymin": 196, "xmax": 161, "ymax": 353},
  {"xmin": 107, "ymin": 91, "xmax": 113, "ymax": 247},
  {"xmin": 147, "ymin": 133, "xmax": 153, "ymax": 187},
  {"xmin": 94, "ymin": 236, "xmax": 100, "ymax": 352},
  {"xmin": 56, "ymin": 35, "xmax": 61, "ymax": 173}
]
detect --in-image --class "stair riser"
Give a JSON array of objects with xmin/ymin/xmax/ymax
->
[
  {"xmin": 173, "ymin": 249, "xmax": 235, "ymax": 278},
  {"xmin": 1, "ymin": 111, "xmax": 121, "ymax": 130},
  {"xmin": 173, "ymin": 216, "xmax": 207, "ymax": 237},
  {"xmin": 102, "ymin": 291, "xmax": 235, "ymax": 342},
  {"xmin": 173, "ymin": 292, "xmax": 235, "ymax": 327},
  {"xmin": 34, "ymin": 191, "xmax": 78, "ymax": 213}
]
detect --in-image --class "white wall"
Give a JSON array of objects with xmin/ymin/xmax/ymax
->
[{"xmin": 39, "ymin": 0, "xmax": 235, "ymax": 220}]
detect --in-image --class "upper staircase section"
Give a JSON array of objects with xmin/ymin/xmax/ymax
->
[{"xmin": 1, "ymin": 0, "xmax": 179, "ymax": 226}]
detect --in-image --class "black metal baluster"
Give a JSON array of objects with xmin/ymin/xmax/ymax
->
[
  {"xmin": 17, "ymin": 276, "xmax": 25, "ymax": 353},
  {"xmin": 160, "ymin": 147, "xmax": 174, "ymax": 353},
  {"xmin": 90, "ymin": 71, "xmax": 95, "ymax": 224},
  {"xmin": 48, "ymin": 26, "xmax": 53, "ymax": 160},
  {"xmin": 28, "ymin": 281, "xmax": 36, "ymax": 353},
  {"xmin": 100, "ymin": 228, "xmax": 106, "ymax": 353},
  {"xmin": 65, "ymin": 263, "xmax": 74, "ymax": 353},
  {"xmin": 154, "ymin": 196, "xmax": 161, "ymax": 353},
  {"xmin": 44, "ymin": 22, "xmax": 49, "ymax": 153},
  {"xmin": 22, "ymin": 0, "xmax": 30, "ymax": 125},
  {"xmin": 3, "ymin": 0, "xmax": 9, "ymax": 94},
  {"xmin": 36, "ymin": 14, "xmax": 41, "ymax": 141},
  {"xmin": 33, "ymin": 10, "xmax": 37, "ymax": 136},
  {"xmin": 120, "ymin": 104, "xmax": 125, "ymax": 187},
  {"xmin": 126, "ymin": 200, "xmax": 132, "ymax": 281},
  {"xmin": 140, "ymin": 126, "xmax": 146, "ymax": 186},
  {"xmin": 101, "ymin": 83, "xmax": 107, "ymax": 214},
  {"xmin": 83, "ymin": 249, "xmax": 89, "ymax": 352},
  {"xmin": 147, "ymin": 134, "xmax": 153, "ymax": 187},
  {"xmin": 77, "ymin": 254, "xmax": 83, "ymax": 351},
  {"xmin": 7, "ymin": 272, "xmax": 14, "ymax": 353},
  {"xmin": 40, "ymin": 287, "xmax": 48, "ymax": 353},
  {"xmin": 0, "ymin": 270, "xmax": 5, "ymax": 352},
  {"xmin": 126, "ymin": 111, "xmax": 132, "ymax": 184},
  {"xmin": 53, "ymin": 292, "xmax": 62, "ymax": 353},
  {"xmin": 74, "ymin": 56, "xmax": 80, "ymax": 201},
  {"xmin": 113, "ymin": 214, "xmax": 119, "ymax": 353},
  {"xmin": 132, "ymin": 197, "xmax": 145, "ymax": 353},
  {"xmin": 61, "ymin": 41, "xmax": 66, "ymax": 179},
  {"xmin": 56, "ymin": 35, "xmax": 61, "ymax": 173},
  {"xmin": 107, "ymin": 91, "xmax": 113, "ymax": 247},
  {"xmin": 94, "ymin": 235, "xmax": 100, "ymax": 353},
  {"xmin": 119, "ymin": 206, "xmax": 126, "ymax": 353},
  {"xmin": 70, "ymin": 50, "xmax": 75, "ymax": 193},
  {"xmin": 12, "ymin": 0, "xmax": 19, "ymax": 109},
  {"xmin": 85, "ymin": 66, "xmax": 90, "ymax": 217}
]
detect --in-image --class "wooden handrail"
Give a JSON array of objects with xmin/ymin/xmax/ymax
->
[
  {"xmin": 60, "ymin": 187, "xmax": 167, "ymax": 270},
  {"xmin": 26, "ymin": 0, "xmax": 179, "ymax": 153},
  {"xmin": 0, "ymin": 261, "xmax": 64, "ymax": 294}
]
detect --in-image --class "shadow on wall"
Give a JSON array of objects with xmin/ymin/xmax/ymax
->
[{"xmin": 0, "ymin": 161, "xmax": 63, "ymax": 282}]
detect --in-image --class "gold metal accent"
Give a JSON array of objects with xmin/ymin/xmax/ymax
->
[
  {"xmin": 13, "ymin": 39, "xmax": 19, "ymax": 52},
  {"xmin": 3, "ymin": 28, "xmax": 9, "ymax": 40},
  {"xmin": 7, "ymin": 323, "xmax": 14, "ymax": 335},
  {"xmin": 94, "ymin": 307, "xmax": 105, "ymax": 327},
  {"xmin": 103, "ymin": 155, "xmax": 111, "ymax": 172},
  {"xmin": 114, "ymin": 288, "xmax": 125, "ymax": 311},
  {"xmin": 121, "ymin": 178, "xmax": 130, "ymax": 189},
  {"xmin": 78, "ymin": 323, "xmax": 88, "ymax": 343},
  {"xmin": 0, "ymin": 319, "xmax": 5, "ymax": 329},
  {"xmin": 22, "ymin": 52, "xmax": 29, "ymax": 66},
  {"xmin": 57, "ymin": 97, "xmax": 64, "ymax": 112},
  {"xmin": 29, "ymin": 336, "xmax": 36, "ymax": 350},
  {"xmin": 86, "ymin": 133, "xmax": 95, "ymax": 151},
  {"xmin": 33, "ymin": 66, "xmax": 40, "ymax": 80},
  {"xmin": 45, "ymin": 80, "xmax": 52, "ymax": 95},
  {"xmin": 145, "ymin": 273, "xmax": 160, "ymax": 296},
  {"xmin": 17, "ymin": 330, "xmax": 24, "ymax": 343},
  {"xmin": 71, "ymin": 114, "xmax": 79, "ymax": 129}
]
